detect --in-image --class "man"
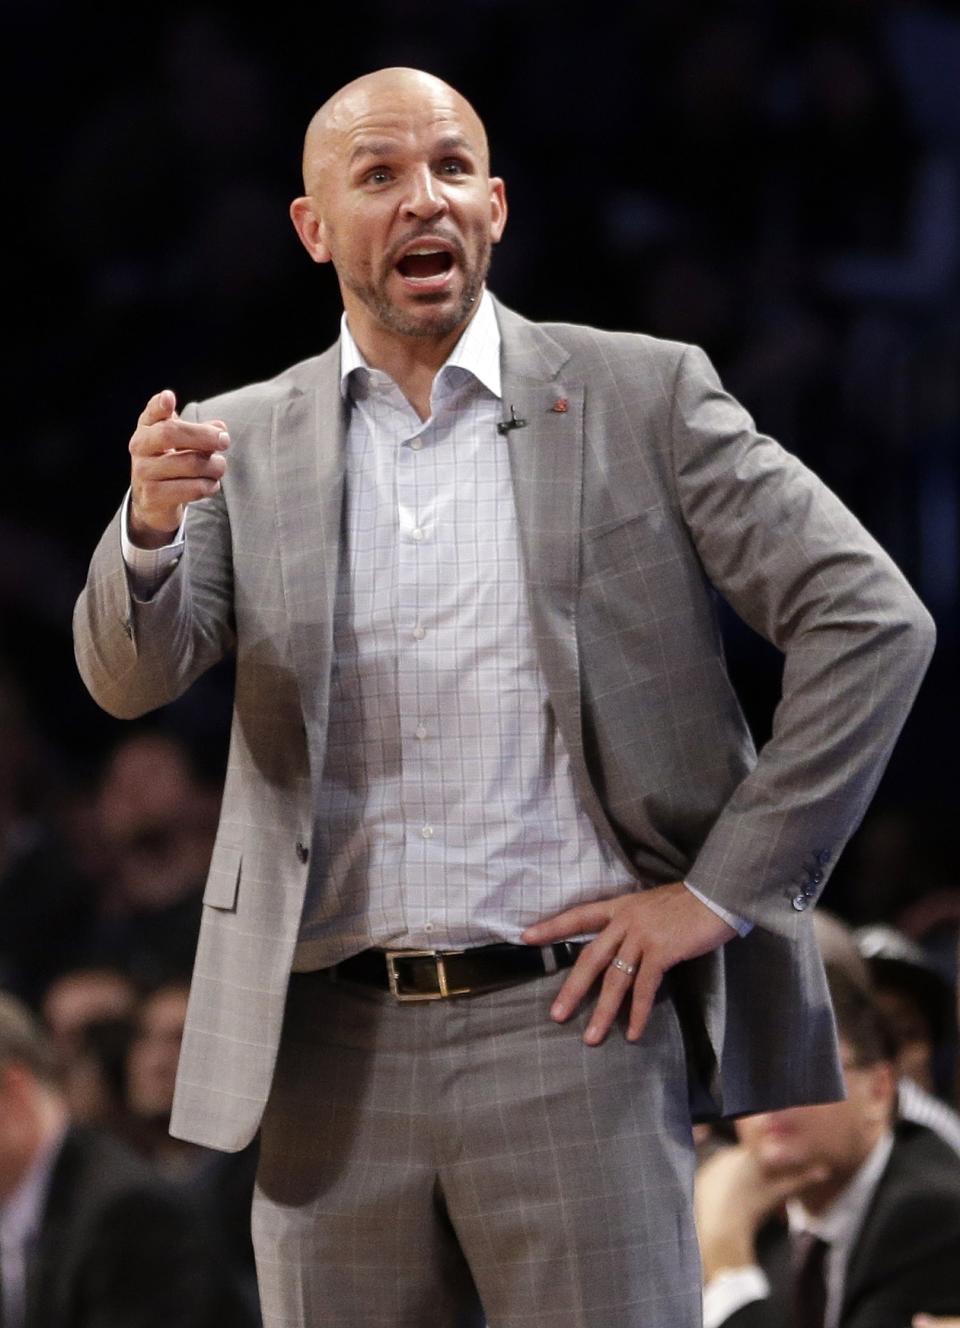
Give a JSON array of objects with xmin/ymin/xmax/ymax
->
[
  {"xmin": 0, "ymin": 992, "xmax": 256, "ymax": 1327},
  {"xmin": 695, "ymin": 974, "xmax": 960, "ymax": 1326},
  {"xmin": 74, "ymin": 68, "xmax": 935, "ymax": 1327}
]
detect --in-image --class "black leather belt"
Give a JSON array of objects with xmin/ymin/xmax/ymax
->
[{"xmin": 333, "ymin": 941, "xmax": 583, "ymax": 1002}]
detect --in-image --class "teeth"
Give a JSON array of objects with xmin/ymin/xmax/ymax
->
[{"xmin": 406, "ymin": 246, "xmax": 443, "ymax": 255}]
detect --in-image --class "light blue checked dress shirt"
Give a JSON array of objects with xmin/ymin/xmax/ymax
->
[{"xmin": 293, "ymin": 292, "xmax": 628, "ymax": 966}]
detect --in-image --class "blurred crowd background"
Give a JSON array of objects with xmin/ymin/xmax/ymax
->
[{"xmin": 2, "ymin": 0, "xmax": 959, "ymax": 1322}]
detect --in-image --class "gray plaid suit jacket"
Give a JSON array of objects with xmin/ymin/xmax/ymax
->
[{"xmin": 74, "ymin": 297, "xmax": 935, "ymax": 1151}]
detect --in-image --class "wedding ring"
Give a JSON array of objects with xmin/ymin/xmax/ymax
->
[{"xmin": 611, "ymin": 957, "xmax": 636, "ymax": 976}]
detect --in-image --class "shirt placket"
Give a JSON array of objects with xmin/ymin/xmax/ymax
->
[{"xmin": 394, "ymin": 384, "xmax": 450, "ymax": 945}]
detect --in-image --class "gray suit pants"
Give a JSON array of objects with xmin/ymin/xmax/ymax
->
[{"xmin": 252, "ymin": 967, "xmax": 703, "ymax": 1327}]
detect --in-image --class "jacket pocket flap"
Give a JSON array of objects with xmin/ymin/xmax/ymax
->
[
  {"xmin": 581, "ymin": 505, "xmax": 668, "ymax": 580},
  {"xmin": 583, "ymin": 503, "xmax": 666, "ymax": 544},
  {"xmin": 203, "ymin": 841, "xmax": 242, "ymax": 911}
]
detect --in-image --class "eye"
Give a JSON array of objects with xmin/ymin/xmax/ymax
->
[
  {"xmin": 363, "ymin": 166, "xmax": 393, "ymax": 186},
  {"xmin": 438, "ymin": 158, "xmax": 469, "ymax": 176}
]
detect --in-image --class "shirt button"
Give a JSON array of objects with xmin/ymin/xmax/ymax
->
[
  {"xmin": 424, "ymin": 922, "xmax": 433, "ymax": 933},
  {"xmin": 410, "ymin": 438, "xmax": 423, "ymax": 451},
  {"xmin": 412, "ymin": 625, "xmax": 426, "ymax": 640},
  {"xmin": 415, "ymin": 723, "xmax": 427, "ymax": 740},
  {"xmin": 295, "ymin": 840, "xmax": 310, "ymax": 864},
  {"xmin": 411, "ymin": 527, "xmax": 424, "ymax": 542},
  {"xmin": 421, "ymin": 825, "xmax": 434, "ymax": 839}
]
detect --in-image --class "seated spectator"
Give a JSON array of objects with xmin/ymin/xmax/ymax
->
[
  {"xmin": 125, "ymin": 981, "xmax": 205, "ymax": 1177},
  {"xmin": 0, "ymin": 991, "xmax": 257, "ymax": 1327},
  {"xmin": 695, "ymin": 971, "xmax": 960, "ymax": 1327}
]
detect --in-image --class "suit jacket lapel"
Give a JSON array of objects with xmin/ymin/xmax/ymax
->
[
  {"xmin": 495, "ymin": 299, "xmax": 633, "ymax": 868},
  {"xmin": 272, "ymin": 342, "xmax": 346, "ymax": 731}
]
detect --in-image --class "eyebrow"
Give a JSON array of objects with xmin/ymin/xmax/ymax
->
[
  {"xmin": 348, "ymin": 133, "xmax": 477, "ymax": 168},
  {"xmin": 433, "ymin": 134, "xmax": 475, "ymax": 157},
  {"xmin": 349, "ymin": 140, "xmax": 401, "ymax": 167}
]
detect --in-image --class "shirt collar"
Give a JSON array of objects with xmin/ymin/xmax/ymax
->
[
  {"xmin": 787, "ymin": 1129, "xmax": 894, "ymax": 1246},
  {"xmin": 338, "ymin": 288, "xmax": 501, "ymax": 401}
]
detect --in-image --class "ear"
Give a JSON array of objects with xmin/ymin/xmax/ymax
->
[
  {"xmin": 864, "ymin": 1060, "xmax": 897, "ymax": 1123},
  {"xmin": 290, "ymin": 196, "xmax": 332, "ymax": 264},
  {"xmin": 489, "ymin": 177, "xmax": 508, "ymax": 245}
]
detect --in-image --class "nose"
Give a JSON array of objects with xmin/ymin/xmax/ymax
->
[{"xmin": 401, "ymin": 165, "xmax": 448, "ymax": 221}]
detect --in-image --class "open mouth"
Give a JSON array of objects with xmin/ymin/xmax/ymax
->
[{"xmin": 395, "ymin": 248, "xmax": 455, "ymax": 280}]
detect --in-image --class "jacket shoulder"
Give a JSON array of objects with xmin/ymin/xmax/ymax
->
[
  {"xmin": 493, "ymin": 294, "xmax": 691, "ymax": 376},
  {"xmin": 540, "ymin": 317, "xmax": 689, "ymax": 366}
]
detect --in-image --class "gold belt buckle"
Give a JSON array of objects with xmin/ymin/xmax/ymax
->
[{"xmin": 385, "ymin": 949, "xmax": 470, "ymax": 1001}]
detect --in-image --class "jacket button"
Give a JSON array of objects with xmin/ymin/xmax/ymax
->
[
  {"xmin": 791, "ymin": 893, "xmax": 809, "ymax": 912},
  {"xmin": 295, "ymin": 840, "xmax": 309, "ymax": 864}
]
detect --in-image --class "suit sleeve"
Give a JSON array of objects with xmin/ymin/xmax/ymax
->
[
  {"xmin": 670, "ymin": 345, "xmax": 935, "ymax": 935},
  {"xmin": 73, "ymin": 402, "xmax": 236, "ymax": 720}
]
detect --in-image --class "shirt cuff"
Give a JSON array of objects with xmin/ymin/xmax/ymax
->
[
  {"xmin": 703, "ymin": 1266, "xmax": 771, "ymax": 1328},
  {"xmin": 120, "ymin": 491, "xmax": 185, "ymax": 601},
  {"xmin": 684, "ymin": 881, "xmax": 753, "ymax": 938}
]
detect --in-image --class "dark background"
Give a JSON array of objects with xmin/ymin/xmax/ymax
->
[{"xmin": 4, "ymin": 0, "xmax": 959, "ymax": 938}]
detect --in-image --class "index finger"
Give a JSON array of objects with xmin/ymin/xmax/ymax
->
[{"xmin": 522, "ymin": 902, "xmax": 612, "ymax": 944}]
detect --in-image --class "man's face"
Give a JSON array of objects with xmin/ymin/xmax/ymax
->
[
  {"xmin": 734, "ymin": 1039, "xmax": 895, "ymax": 1191},
  {"xmin": 292, "ymin": 75, "xmax": 507, "ymax": 347}
]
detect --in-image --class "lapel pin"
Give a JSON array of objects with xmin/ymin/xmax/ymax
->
[{"xmin": 552, "ymin": 398, "xmax": 569, "ymax": 413}]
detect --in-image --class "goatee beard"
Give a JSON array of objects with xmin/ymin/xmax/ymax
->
[{"xmin": 347, "ymin": 243, "xmax": 490, "ymax": 340}]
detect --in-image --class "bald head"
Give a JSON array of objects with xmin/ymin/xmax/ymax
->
[
  {"xmin": 301, "ymin": 68, "xmax": 489, "ymax": 197},
  {"xmin": 289, "ymin": 66, "xmax": 506, "ymax": 353}
]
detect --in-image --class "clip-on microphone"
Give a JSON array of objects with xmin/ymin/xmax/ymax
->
[{"xmin": 497, "ymin": 405, "xmax": 528, "ymax": 435}]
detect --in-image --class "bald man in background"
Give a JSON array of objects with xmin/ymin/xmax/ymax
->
[{"xmin": 75, "ymin": 68, "xmax": 935, "ymax": 1326}]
